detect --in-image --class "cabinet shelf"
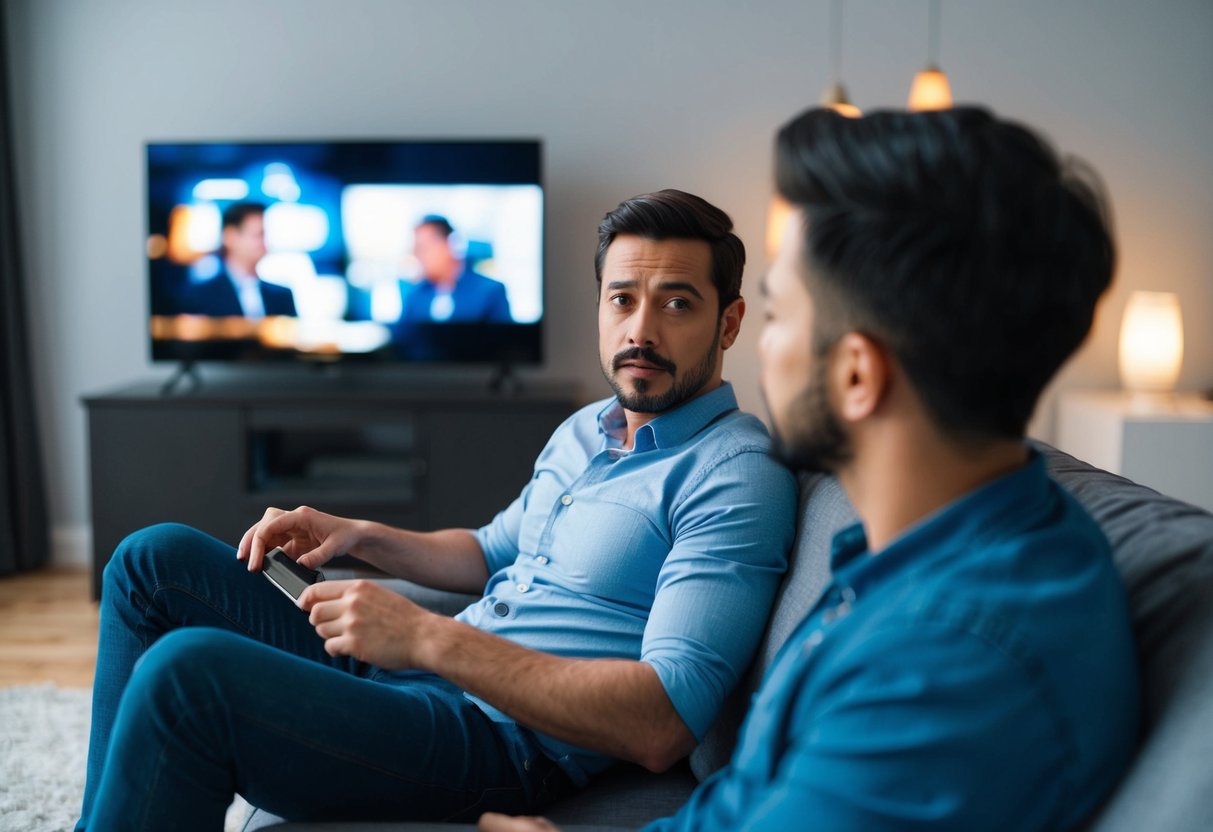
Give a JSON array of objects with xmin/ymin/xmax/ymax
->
[{"xmin": 84, "ymin": 378, "xmax": 580, "ymax": 599}]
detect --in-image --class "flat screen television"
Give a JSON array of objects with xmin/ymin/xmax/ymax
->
[{"xmin": 146, "ymin": 139, "xmax": 543, "ymax": 368}]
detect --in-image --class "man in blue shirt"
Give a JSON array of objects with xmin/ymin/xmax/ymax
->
[
  {"xmin": 483, "ymin": 109, "xmax": 1140, "ymax": 831},
  {"xmin": 400, "ymin": 215, "xmax": 512, "ymax": 323},
  {"xmin": 76, "ymin": 190, "xmax": 797, "ymax": 829}
]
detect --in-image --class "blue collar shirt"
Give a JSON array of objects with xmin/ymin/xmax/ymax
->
[
  {"xmin": 457, "ymin": 382, "xmax": 798, "ymax": 784},
  {"xmin": 651, "ymin": 451, "xmax": 1140, "ymax": 830}
]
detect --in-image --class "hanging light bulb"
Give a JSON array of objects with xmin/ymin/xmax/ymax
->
[
  {"xmin": 908, "ymin": 0, "xmax": 953, "ymax": 111},
  {"xmin": 821, "ymin": 0, "xmax": 862, "ymax": 118}
]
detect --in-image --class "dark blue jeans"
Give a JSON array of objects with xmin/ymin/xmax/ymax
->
[{"xmin": 77, "ymin": 523, "xmax": 571, "ymax": 831}]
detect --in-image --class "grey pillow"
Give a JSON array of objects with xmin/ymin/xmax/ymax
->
[
  {"xmin": 1036, "ymin": 442, "xmax": 1213, "ymax": 832},
  {"xmin": 689, "ymin": 472, "xmax": 853, "ymax": 780}
]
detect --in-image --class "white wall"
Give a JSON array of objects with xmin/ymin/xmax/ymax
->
[{"xmin": 6, "ymin": 0, "xmax": 1212, "ymax": 565}]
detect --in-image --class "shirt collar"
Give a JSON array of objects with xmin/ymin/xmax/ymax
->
[
  {"xmin": 596, "ymin": 382, "xmax": 740, "ymax": 452},
  {"xmin": 829, "ymin": 447, "xmax": 1050, "ymax": 588}
]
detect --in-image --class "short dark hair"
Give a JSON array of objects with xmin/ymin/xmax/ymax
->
[
  {"xmin": 221, "ymin": 202, "xmax": 265, "ymax": 231},
  {"xmin": 595, "ymin": 189, "xmax": 745, "ymax": 314},
  {"xmin": 416, "ymin": 215, "xmax": 455, "ymax": 238},
  {"xmin": 775, "ymin": 107, "xmax": 1115, "ymax": 441}
]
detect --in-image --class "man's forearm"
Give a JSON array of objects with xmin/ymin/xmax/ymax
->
[
  {"xmin": 416, "ymin": 614, "xmax": 696, "ymax": 771},
  {"xmin": 351, "ymin": 524, "xmax": 490, "ymax": 594}
]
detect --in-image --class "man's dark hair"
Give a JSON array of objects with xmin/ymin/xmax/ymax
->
[
  {"xmin": 416, "ymin": 215, "xmax": 455, "ymax": 238},
  {"xmin": 775, "ymin": 107, "xmax": 1115, "ymax": 441},
  {"xmin": 596, "ymin": 189, "xmax": 745, "ymax": 315},
  {"xmin": 221, "ymin": 202, "xmax": 265, "ymax": 231}
]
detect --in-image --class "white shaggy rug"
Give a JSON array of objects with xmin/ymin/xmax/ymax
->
[{"xmin": 0, "ymin": 684, "xmax": 250, "ymax": 831}]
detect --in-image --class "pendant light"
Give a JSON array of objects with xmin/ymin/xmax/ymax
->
[
  {"xmin": 821, "ymin": 0, "xmax": 861, "ymax": 118},
  {"xmin": 908, "ymin": 0, "xmax": 953, "ymax": 111}
]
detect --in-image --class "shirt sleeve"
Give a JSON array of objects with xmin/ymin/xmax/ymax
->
[
  {"xmin": 640, "ymin": 446, "xmax": 797, "ymax": 740},
  {"xmin": 655, "ymin": 622, "xmax": 1066, "ymax": 832},
  {"xmin": 472, "ymin": 485, "xmax": 528, "ymax": 576}
]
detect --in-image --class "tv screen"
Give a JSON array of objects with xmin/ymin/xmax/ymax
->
[{"xmin": 146, "ymin": 140, "xmax": 543, "ymax": 366}]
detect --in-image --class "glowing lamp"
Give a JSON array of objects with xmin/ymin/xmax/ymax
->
[
  {"xmin": 1119, "ymin": 291, "xmax": 1184, "ymax": 393},
  {"xmin": 908, "ymin": 66, "xmax": 953, "ymax": 111}
]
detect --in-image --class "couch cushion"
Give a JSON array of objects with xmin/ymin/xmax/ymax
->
[
  {"xmin": 1036, "ymin": 442, "xmax": 1213, "ymax": 832},
  {"xmin": 690, "ymin": 472, "xmax": 852, "ymax": 780},
  {"xmin": 544, "ymin": 762, "xmax": 696, "ymax": 827},
  {"xmin": 244, "ymin": 763, "xmax": 693, "ymax": 831}
]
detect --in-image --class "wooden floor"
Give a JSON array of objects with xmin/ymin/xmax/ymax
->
[{"xmin": 0, "ymin": 568, "xmax": 98, "ymax": 688}]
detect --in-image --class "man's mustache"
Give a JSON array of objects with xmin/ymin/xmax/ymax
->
[{"xmin": 612, "ymin": 347, "xmax": 676, "ymax": 375}]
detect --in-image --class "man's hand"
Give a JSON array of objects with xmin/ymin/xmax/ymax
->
[
  {"xmin": 237, "ymin": 505, "xmax": 366, "ymax": 572},
  {"xmin": 299, "ymin": 579, "xmax": 438, "ymax": 669},
  {"xmin": 478, "ymin": 813, "xmax": 560, "ymax": 832}
]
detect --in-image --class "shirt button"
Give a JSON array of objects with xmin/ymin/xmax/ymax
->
[
  {"xmin": 560, "ymin": 494, "xmax": 573, "ymax": 506},
  {"xmin": 516, "ymin": 583, "xmax": 530, "ymax": 593},
  {"xmin": 535, "ymin": 555, "xmax": 549, "ymax": 565},
  {"xmin": 493, "ymin": 602, "xmax": 510, "ymax": 617}
]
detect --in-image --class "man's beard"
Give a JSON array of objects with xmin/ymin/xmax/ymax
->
[
  {"xmin": 766, "ymin": 358, "xmax": 853, "ymax": 474},
  {"xmin": 602, "ymin": 324, "xmax": 721, "ymax": 414}
]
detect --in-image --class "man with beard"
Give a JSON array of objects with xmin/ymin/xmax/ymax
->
[
  {"xmin": 77, "ymin": 189, "xmax": 796, "ymax": 829},
  {"xmin": 481, "ymin": 109, "xmax": 1140, "ymax": 831}
]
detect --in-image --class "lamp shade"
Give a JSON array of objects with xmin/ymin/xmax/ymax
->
[
  {"xmin": 908, "ymin": 66, "xmax": 953, "ymax": 111},
  {"xmin": 1119, "ymin": 291, "xmax": 1184, "ymax": 392}
]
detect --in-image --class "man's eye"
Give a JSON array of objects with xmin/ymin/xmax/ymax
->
[
  {"xmin": 665, "ymin": 298, "xmax": 690, "ymax": 311},
  {"xmin": 610, "ymin": 295, "xmax": 632, "ymax": 307}
]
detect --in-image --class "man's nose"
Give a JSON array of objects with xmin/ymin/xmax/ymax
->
[{"xmin": 627, "ymin": 301, "xmax": 660, "ymax": 348}]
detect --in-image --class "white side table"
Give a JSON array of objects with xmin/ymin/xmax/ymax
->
[{"xmin": 1055, "ymin": 390, "xmax": 1213, "ymax": 513}]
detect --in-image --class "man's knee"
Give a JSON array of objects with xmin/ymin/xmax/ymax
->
[
  {"xmin": 103, "ymin": 522, "xmax": 215, "ymax": 590},
  {"xmin": 127, "ymin": 628, "xmax": 245, "ymax": 710}
]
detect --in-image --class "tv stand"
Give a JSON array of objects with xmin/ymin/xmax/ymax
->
[
  {"xmin": 83, "ymin": 378, "xmax": 581, "ymax": 599},
  {"xmin": 160, "ymin": 361, "xmax": 202, "ymax": 395},
  {"xmin": 488, "ymin": 362, "xmax": 523, "ymax": 396}
]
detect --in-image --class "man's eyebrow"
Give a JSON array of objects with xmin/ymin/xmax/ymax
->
[
  {"xmin": 605, "ymin": 279, "xmax": 706, "ymax": 301},
  {"xmin": 656, "ymin": 281, "xmax": 705, "ymax": 300}
]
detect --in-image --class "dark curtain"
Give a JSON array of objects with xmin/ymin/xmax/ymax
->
[{"xmin": 0, "ymin": 1, "xmax": 51, "ymax": 576}]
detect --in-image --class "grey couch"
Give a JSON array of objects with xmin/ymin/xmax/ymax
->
[{"xmin": 246, "ymin": 442, "xmax": 1213, "ymax": 831}]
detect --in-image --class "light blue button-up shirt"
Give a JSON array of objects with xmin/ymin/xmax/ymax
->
[
  {"xmin": 456, "ymin": 382, "xmax": 798, "ymax": 783},
  {"xmin": 649, "ymin": 451, "xmax": 1140, "ymax": 831}
]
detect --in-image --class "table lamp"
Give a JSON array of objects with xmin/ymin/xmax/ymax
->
[{"xmin": 1118, "ymin": 290, "xmax": 1183, "ymax": 394}]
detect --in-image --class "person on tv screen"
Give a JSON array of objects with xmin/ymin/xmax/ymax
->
[
  {"xmin": 75, "ymin": 190, "xmax": 798, "ymax": 828},
  {"xmin": 400, "ymin": 214, "xmax": 512, "ymax": 323},
  {"xmin": 183, "ymin": 201, "xmax": 297, "ymax": 318},
  {"xmin": 480, "ymin": 108, "xmax": 1140, "ymax": 832}
]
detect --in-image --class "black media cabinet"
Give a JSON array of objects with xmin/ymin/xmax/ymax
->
[{"xmin": 82, "ymin": 379, "xmax": 582, "ymax": 600}]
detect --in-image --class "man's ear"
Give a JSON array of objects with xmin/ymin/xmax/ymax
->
[
  {"xmin": 720, "ymin": 298, "xmax": 745, "ymax": 351},
  {"xmin": 831, "ymin": 332, "xmax": 889, "ymax": 423}
]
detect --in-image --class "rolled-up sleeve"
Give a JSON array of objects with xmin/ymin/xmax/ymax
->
[
  {"xmin": 473, "ymin": 488, "xmax": 527, "ymax": 576},
  {"xmin": 641, "ymin": 445, "xmax": 797, "ymax": 739}
]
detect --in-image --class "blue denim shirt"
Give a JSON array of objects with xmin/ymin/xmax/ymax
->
[
  {"xmin": 456, "ymin": 383, "xmax": 798, "ymax": 783},
  {"xmin": 650, "ymin": 451, "xmax": 1140, "ymax": 831}
]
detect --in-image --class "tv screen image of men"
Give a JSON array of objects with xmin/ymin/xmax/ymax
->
[
  {"xmin": 400, "ymin": 214, "xmax": 513, "ymax": 323},
  {"xmin": 183, "ymin": 202, "xmax": 297, "ymax": 318}
]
